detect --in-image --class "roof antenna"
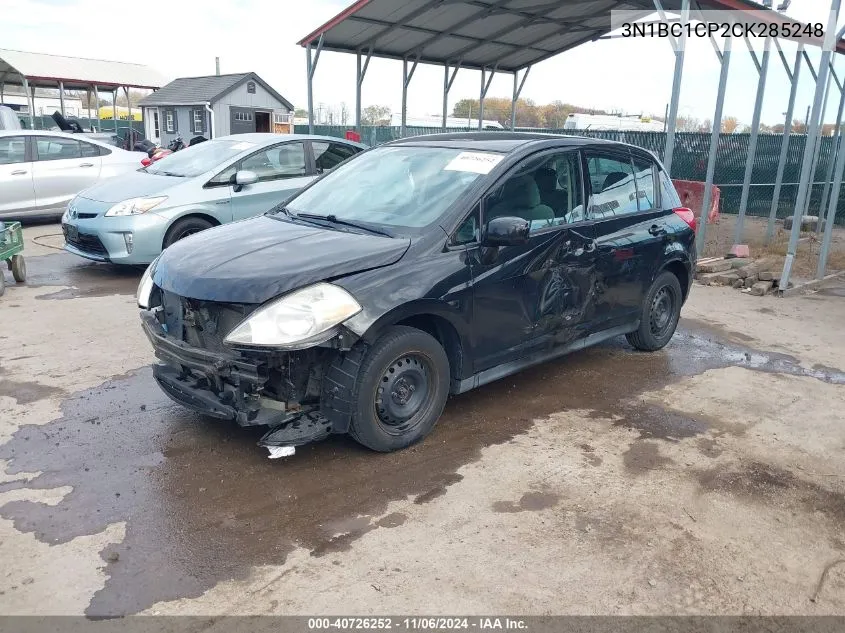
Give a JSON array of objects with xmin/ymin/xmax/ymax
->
[{"xmin": 215, "ymin": 57, "xmax": 220, "ymax": 76}]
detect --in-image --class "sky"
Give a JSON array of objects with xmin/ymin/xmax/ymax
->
[{"xmin": 0, "ymin": 0, "xmax": 842, "ymax": 128}]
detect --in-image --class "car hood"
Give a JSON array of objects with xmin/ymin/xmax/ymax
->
[
  {"xmin": 79, "ymin": 169, "xmax": 184, "ymax": 203},
  {"xmin": 152, "ymin": 215, "xmax": 412, "ymax": 304}
]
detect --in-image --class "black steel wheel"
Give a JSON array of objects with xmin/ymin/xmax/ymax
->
[
  {"xmin": 348, "ymin": 326, "xmax": 450, "ymax": 452},
  {"xmin": 626, "ymin": 270, "xmax": 682, "ymax": 351}
]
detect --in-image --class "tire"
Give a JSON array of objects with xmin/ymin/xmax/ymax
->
[
  {"xmin": 347, "ymin": 325, "xmax": 450, "ymax": 452},
  {"xmin": 163, "ymin": 217, "xmax": 214, "ymax": 249},
  {"xmin": 0, "ymin": 270, "xmax": 5, "ymax": 297},
  {"xmin": 626, "ymin": 270, "xmax": 683, "ymax": 352},
  {"xmin": 10, "ymin": 255, "xmax": 25, "ymax": 283}
]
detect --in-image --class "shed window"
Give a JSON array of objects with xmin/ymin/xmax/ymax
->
[
  {"xmin": 193, "ymin": 109, "xmax": 204, "ymax": 134},
  {"xmin": 165, "ymin": 110, "xmax": 175, "ymax": 133},
  {"xmin": 247, "ymin": 81, "xmax": 256, "ymax": 94}
]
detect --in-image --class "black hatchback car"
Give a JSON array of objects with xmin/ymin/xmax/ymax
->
[{"xmin": 138, "ymin": 133, "xmax": 696, "ymax": 455}]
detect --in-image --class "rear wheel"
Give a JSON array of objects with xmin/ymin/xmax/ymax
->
[
  {"xmin": 163, "ymin": 217, "xmax": 214, "ymax": 249},
  {"xmin": 626, "ymin": 271, "xmax": 682, "ymax": 351},
  {"xmin": 10, "ymin": 255, "xmax": 25, "ymax": 283},
  {"xmin": 348, "ymin": 326, "xmax": 450, "ymax": 452},
  {"xmin": 0, "ymin": 269, "xmax": 5, "ymax": 296}
]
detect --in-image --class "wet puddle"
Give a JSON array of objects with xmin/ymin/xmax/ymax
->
[
  {"xmin": 24, "ymin": 252, "xmax": 140, "ymax": 300},
  {"xmin": 1, "ymin": 317, "xmax": 844, "ymax": 615}
]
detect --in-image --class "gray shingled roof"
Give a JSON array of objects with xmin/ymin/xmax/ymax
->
[{"xmin": 137, "ymin": 72, "xmax": 294, "ymax": 110}]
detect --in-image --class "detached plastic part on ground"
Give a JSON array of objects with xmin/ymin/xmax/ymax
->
[{"xmin": 266, "ymin": 445, "xmax": 296, "ymax": 459}]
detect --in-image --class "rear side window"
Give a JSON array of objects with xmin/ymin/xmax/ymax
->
[
  {"xmin": 313, "ymin": 141, "xmax": 359, "ymax": 172},
  {"xmin": 659, "ymin": 169, "xmax": 682, "ymax": 208},
  {"xmin": 630, "ymin": 155, "xmax": 656, "ymax": 212},
  {"xmin": 0, "ymin": 136, "xmax": 26, "ymax": 164},
  {"xmin": 79, "ymin": 141, "xmax": 101, "ymax": 158},
  {"xmin": 586, "ymin": 153, "xmax": 638, "ymax": 219}
]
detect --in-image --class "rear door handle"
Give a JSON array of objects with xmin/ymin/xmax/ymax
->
[
  {"xmin": 11, "ymin": 169, "xmax": 27, "ymax": 175},
  {"xmin": 80, "ymin": 163, "xmax": 94, "ymax": 168},
  {"xmin": 648, "ymin": 224, "xmax": 667, "ymax": 237}
]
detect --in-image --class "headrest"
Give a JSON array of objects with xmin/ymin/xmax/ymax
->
[
  {"xmin": 534, "ymin": 168, "xmax": 557, "ymax": 192},
  {"xmin": 502, "ymin": 174, "xmax": 541, "ymax": 207}
]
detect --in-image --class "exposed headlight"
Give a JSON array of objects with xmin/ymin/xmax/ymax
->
[
  {"xmin": 137, "ymin": 257, "xmax": 158, "ymax": 309},
  {"xmin": 225, "ymin": 283, "xmax": 362, "ymax": 347},
  {"xmin": 105, "ymin": 196, "xmax": 168, "ymax": 217}
]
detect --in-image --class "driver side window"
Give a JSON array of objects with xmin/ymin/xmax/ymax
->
[
  {"xmin": 206, "ymin": 142, "xmax": 307, "ymax": 187},
  {"xmin": 483, "ymin": 150, "xmax": 583, "ymax": 233}
]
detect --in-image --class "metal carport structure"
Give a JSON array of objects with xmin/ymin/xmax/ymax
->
[
  {"xmin": 298, "ymin": 0, "xmax": 845, "ymax": 290},
  {"xmin": 0, "ymin": 48, "xmax": 167, "ymax": 132}
]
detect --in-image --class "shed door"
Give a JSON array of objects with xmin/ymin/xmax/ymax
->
[{"xmin": 230, "ymin": 107, "xmax": 255, "ymax": 135}]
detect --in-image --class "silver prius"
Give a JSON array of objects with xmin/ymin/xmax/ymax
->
[
  {"xmin": 61, "ymin": 133, "xmax": 366, "ymax": 265},
  {"xmin": 0, "ymin": 130, "xmax": 142, "ymax": 219}
]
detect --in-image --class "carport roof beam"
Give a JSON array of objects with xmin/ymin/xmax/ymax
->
[
  {"xmin": 658, "ymin": 0, "xmax": 690, "ymax": 175},
  {"xmin": 298, "ymin": 0, "xmax": 845, "ymax": 74}
]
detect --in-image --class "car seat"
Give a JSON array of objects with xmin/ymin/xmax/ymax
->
[
  {"xmin": 534, "ymin": 168, "xmax": 569, "ymax": 217},
  {"xmin": 488, "ymin": 175, "xmax": 554, "ymax": 223}
]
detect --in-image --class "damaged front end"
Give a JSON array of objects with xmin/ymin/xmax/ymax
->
[{"xmin": 141, "ymin": 286, "xmax": 361, "ymax": 452}]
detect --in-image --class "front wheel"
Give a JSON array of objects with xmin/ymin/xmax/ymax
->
[
  {"xmin": 626, "ymin": 271, "xmax": 682, "ymax": 351},
  {"xmin": 348, "ymin": 326, "xmax": 450, "ymax": 452},
  {"xmin": 163, "ymin": 217, "xmax": 214, "ymax": 249},
  {"xmin": 11, "ymin": 255, "xmax": 25, "ymax": 283}
]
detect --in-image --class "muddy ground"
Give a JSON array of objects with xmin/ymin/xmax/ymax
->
[{"xmin": 1, "ymin": 223, "xmax": 844, "ymax": 616}]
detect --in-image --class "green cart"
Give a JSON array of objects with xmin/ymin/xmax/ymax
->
[{"xmin": 0, "ymin": 221, "xmax": 26, "ymax": 297}]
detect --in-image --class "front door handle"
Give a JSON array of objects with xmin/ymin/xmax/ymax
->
[
  {"xmin": 584, "ymin": 240, "xmax": 596, "ymax": 253},
  {"xmin": 11, "ymin": 169, "xmax": 27, "ymax": 175},
  {"xmin": 648, "ymin": 224, "xmax": 667, "ymax": 237},
  {"xmin": 79, "ymin": 163, "xmax": 94, "ymax": 168}
]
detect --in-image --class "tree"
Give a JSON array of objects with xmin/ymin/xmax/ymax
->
[
  {"xmin": 675, "ymin": 115, "xmax": 702, "ymax": 132},
  {"xmin": 340, "ymin": 102, "xmax": 349, "ymax": 125},
  {"xmin": 792, "ymin": 119, "xmax": 808, "ymax": 134},
  {"xmin": 294, "ymin": 108, "xmax": 309, "ymax": 118},
  {"xmin": 700, "ymin": 119, "xmax": 713, "ymax": 133},
  {"xmin": 721, "ymin": 116, "xmax": 739, "ymax": 133},
  {"xmin": 361, "ymin": 105, "xmax": 391, "ymax": 125},
  {"xmin": 771, "ymin": 123, "xmax": 785, "ymax": 134}
]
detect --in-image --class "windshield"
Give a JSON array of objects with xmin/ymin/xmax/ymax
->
[
  {"xmin": 144, "ymin": 139, "xmax": 253, "ymax": 177},
  {"xmin": 285, "ymin": 146, "xmax": 502, "ymax": 229}
]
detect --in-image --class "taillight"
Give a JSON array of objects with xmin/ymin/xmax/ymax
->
[
  {"xmin": 673, "ymin": 207, "xmax": 696, "ymax": 232},
  {"xmin": 141, "ymin": 157, "xmax": 152, "ymax": 167}
]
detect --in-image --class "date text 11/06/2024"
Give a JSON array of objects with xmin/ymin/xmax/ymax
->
[
  {"xmin": 307, "ymin": 618, "xmax": 528, "ymax": 630},
  {"xmin": 621, "ymin": 21, "xmax": 824, "ymax": 39}
]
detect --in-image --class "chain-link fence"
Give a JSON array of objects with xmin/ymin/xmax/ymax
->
[{"xmin": 296, "ymin": 125, "xmax": 844, "ymax": 226}]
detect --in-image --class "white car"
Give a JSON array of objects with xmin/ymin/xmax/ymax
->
[{"xmin": 0, "ymin": 129, "xmax": 142, "ymax": 219}]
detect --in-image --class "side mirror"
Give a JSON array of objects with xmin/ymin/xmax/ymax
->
[
  {"xmin": 483, "ymin": 216, "xmax": 530, "ymax": 247},
  {"xmin": 235, "ymin": 170, "xmax": 258, "ymax": 186}
]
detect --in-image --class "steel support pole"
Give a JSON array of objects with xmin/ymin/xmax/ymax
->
[
  {"xmin": 734, "ymin": 36, "xmax": 771, "ymax": 245},
  {"xmin": 306, "ymin": 43, "xmax": 314, "ymax": 133},
  {"xmin": 659, "ymin": 0, "xmax": 689, "ymax": 174},
  {"xmin": 780, "ymin": 0, "xmax": 840, "ymax": 292},
  {"xmin": 21, "ymin": 77, "xmax": 34, "ymax": 128},
  {"xmin": 696, "ymin": 35, "xmax": 732, "ymax": 254},
  {"xmin": 802, "ymin": 69, "xmax": 834, "ymax": 217},
  {"xmin": 59, "ymin": 80, "xmax": 66, "ymax": 117},
  {"xmin": 113, "ymin": 90, "xmax": 118, "ymax": 132},
  {"xmin": 766, "ymin": 47, "xmax": 803, "ymax": 244},
  {"xmin": 443, "ymin": 64, "xmax": 449, "ymax": 130},
  {"xmin": 94, "ymin": 85, "xmax": 100, "ymax": 131},
  {"xmin": 818, "ymin": 71, "xmax": 845, "ymax": 234},
  {"xmin": 510, "ymin": 66, "xmax": 530, "ymax": 130},
  {"xmin": 401, "ymin": 55, "xmax": 419, "ymax": 138},
  {"xmin": 124, "ymin": 86, "xmax": 131, "ymax": 130},
  {"xmin": 818, "ymin": 104, "xmax": 845, "ymax": 278},
  {"xmin": 478, "ymin": 67, "xmax": 485, "ymax": 130},
  {"xmin": 356, "ymin": 51, "xmax": 362, "ymax": 132}
]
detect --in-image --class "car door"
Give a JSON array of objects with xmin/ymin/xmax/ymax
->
[
  {"xmin": 587, "ymin": 149, "xmax": 670, "ymax": 331},
  {"xmin": 224, "ymin": 141, "xmax": 312, "ymax": 221},
  {"xmin": 0, "ymin": 134, "xmax": 36, "ymax": 216},
  {"xmin": 32, "ymin": 136, "xmax": 101, "ymax": 213},
  {"xmin": 467, "ymin": 149, "xmax": 597, "ymax": 373}
]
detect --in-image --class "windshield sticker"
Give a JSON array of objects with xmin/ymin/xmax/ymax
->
[
  {"xmin": 231, "ymin": 142, "xmax": 256, "ymax": 150},
  {"xmin": 444, "ymin": 152, "xmax": 503, "ymax": 174}
]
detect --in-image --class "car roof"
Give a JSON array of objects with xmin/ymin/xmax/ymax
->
[
  {"xmin": 0, "ymin": 128, "xmax": 126, "ymax": 149},
  {"xmin": 385, "ymin": 131, "xmax": 637, "ymax": 154},
  {"xmin": 214, "ymin": 132, "xmax": 367, "ymax": 148}
]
